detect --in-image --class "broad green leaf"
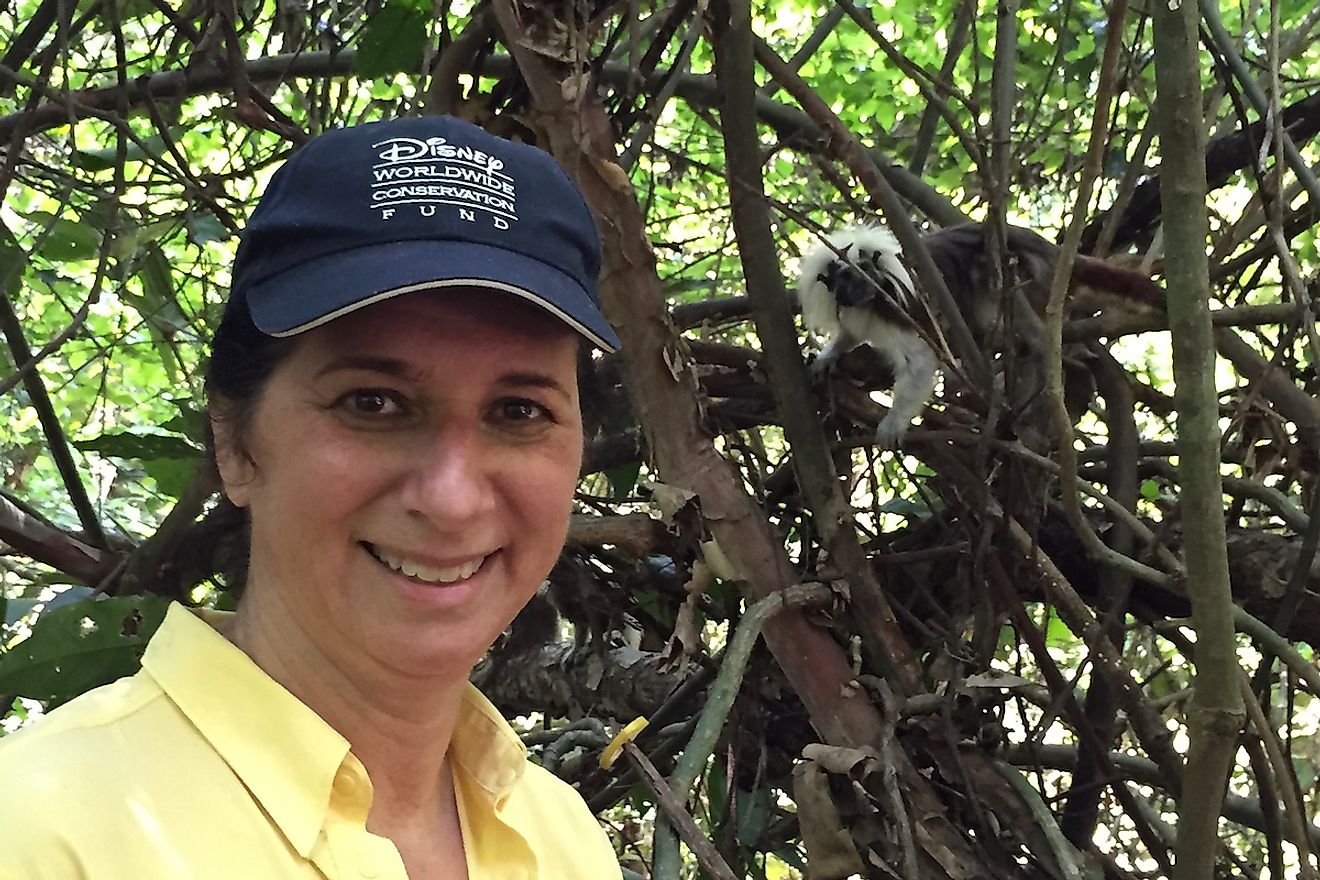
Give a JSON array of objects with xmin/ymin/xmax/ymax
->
[
  {"xmin": 996, "ymin": 623, "xmax": 1018, "ymax": 655},
  {"xmin": 1044, "ymin": 611, "xmax": 1077, "ymax": 645},
  {"xmin": 706, "ymin": 759, "xmax": 728, "ymax": 821},
  {"xmin": 133, "ymin": 244, "xmax": 190, "ymax": 334},
  {"xmin": 142, "ymin": 457, "xmax": 199, "ymax": 499},
  {"xmin": 355, "ymin": 2, "xmax": 430, "ymax": 78},
  {"xmin": 70, "ymin": 135, "xmax": 168, "ymax": 171},
  {"xmin": 878, "ymin": 496, "xmax": 931, "ymax": 517},
  {"xmin": 0, "ymin": 595, "xmax": 169, "ymax": 705},
  {"xmin": 73, "ymin": 430, "xmax": 198, "ymax": 460},
  {"xmin": 26, "ymin": 211, "xmax": 102, "ymax": 263},
  {"xmin": 604, "ymin": 460, "xmax": 642, "ymax": 500},
  {"xmin": 187, "ymin": 213, "xmax": 230, "ymax": 245},
  {"xmin": 5, "ymin": 589, "xmax": 97, "ymax": 626},
  {"xmin": 735, "ymin": 785, "xmax": 772, "ymax": 845},
  {"xmin": 111, "ymin": 219, "xmax": 177, "ymax": 261},
  {"xmin": 769, "ymin": 848, "xmax": 807, "ymax": 872}
]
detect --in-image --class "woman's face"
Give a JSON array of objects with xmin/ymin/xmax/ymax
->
[{"xmin": 215, "ymin": 289, "xmax": 582, "ymax": 677}]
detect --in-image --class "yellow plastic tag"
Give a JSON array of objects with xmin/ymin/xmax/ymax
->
[{"xmin": 598, "ymin": 716, "xmax": 649, "ymax": 770}]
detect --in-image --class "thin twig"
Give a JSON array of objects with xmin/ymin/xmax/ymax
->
[{"xmin": 624, "ymin": 742, "xmax": 739, "ymax": 880}]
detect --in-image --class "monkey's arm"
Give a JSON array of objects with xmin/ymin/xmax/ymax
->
[
  {"xmin": 877, "ymin": 342, "xmax": 939, "ymax": 448},
  {"xmin": 810, "ymin": 326, "xmax": 859, "ymax": 380}
]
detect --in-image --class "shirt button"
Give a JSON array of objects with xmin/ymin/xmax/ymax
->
[{"xmin": 333, "ymin": 770, "xmax": 358, "ymax": 797}]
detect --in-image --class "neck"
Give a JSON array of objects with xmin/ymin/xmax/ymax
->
[{"xmin": 225, "ymin": 582, "xmax": 467, "ymax": 817}]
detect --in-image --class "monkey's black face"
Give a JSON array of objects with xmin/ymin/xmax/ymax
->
[{"xmin": 819, "ymin": 250, "xmax": 916, "ymax": 327}]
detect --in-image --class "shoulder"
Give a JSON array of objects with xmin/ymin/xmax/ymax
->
[
  {"xmin": 0, "ymin": 674, "xmax": 173, "ymax": 873},
  {"xmin": 0, "ymin": 672, "xmax": 162, "ymax": 775},
  {"xmin": 505, "ymin": 762, "xmax": 620, "ymax": 876}
]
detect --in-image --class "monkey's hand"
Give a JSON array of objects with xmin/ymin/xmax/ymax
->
[
  {"xmin": 809, "ymin": 339, "xmax": 844, "ymax": 383},
  {"xmin": 873, "ymin": 414, "xmax": 909, "ymax": 450},
  {"xmin": 872, "ymin": 343, "xmax": 939, "ymax": 450}
]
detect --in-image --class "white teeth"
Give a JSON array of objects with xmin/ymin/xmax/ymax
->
[{"xmin": 372, "ymin": 547, "xmax": 483, "ymax": 585}]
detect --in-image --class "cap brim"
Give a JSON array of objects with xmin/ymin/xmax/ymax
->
[{"xmin": 244, "ymin": 239, "xmax": 620, "ymax": 352}]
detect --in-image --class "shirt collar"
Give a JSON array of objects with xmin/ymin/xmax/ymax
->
[
  {"xmin": 142, "ymin": 604, "xmax": 347, "ymax": 857},
  {"xmin": 451, "ymin": 685, "xmax": 528, "ymax": 802},
  {"xmin": 141, "ymin": 603, "xmax": 528, "ymax": 854}
]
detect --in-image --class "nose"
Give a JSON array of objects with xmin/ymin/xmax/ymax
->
[{"xmin": 400, "ymin": 425, "xmax": 496, "ymax": 526}]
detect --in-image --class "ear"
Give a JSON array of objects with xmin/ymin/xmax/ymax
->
[{"xmin": 209, "ymin": 406, "xmax": 256, "ymax": 509}]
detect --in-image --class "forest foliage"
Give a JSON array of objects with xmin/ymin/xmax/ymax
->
[{"xmin": 1, "ymin": 0, "xmax": 1318, "ymax": 877}]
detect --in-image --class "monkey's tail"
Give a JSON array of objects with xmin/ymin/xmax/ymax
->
[{"xmin": 1070, "ymin": 256, "xmax": 1166, "ymax": 313}]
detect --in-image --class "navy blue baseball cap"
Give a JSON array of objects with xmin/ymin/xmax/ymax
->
[{"xmin": 229, "ymin": 116, "xmax": 619, "ymax": 351}]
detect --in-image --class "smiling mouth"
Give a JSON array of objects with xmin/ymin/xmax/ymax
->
[{"xmin": 362, "ymin": 543, "xmax": 487, "ymax": 585}]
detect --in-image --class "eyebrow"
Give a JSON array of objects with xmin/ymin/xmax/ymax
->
[
  {"xmin": 313, "ymin": 355, "xmax": 425, "ymax": 383},
  {"xmin": 313, "ymin": 358, "xmax": 572, "ymax": 399},
  {"xmin": 496, "ymin": 371, "xmax": 574, "ymax": 401}
]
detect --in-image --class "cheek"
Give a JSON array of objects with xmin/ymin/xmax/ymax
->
[
  {"xmin": 248, "ymin": 420, "xmax": 392, "ymax": 522},
  {"xmin": 512, "ymin": 448, "xmax": 580, "ymax": 547}
]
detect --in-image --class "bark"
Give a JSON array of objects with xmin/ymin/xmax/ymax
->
[
  {"xmin": 1151, "ymin": 2, "xmax": 1247, "ymax": 875},
  {"xmin": 488, "ymin": 0, "xmax": 887, "ymax": 755}
]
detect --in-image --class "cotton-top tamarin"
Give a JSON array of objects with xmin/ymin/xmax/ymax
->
[{"xmin": 797, "ymin": 222, "xmax": 1164, "ymax": 447}]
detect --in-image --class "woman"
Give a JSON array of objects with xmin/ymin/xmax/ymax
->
[{"xmin": 0, "ymin": 116, "xmax": 623, "ymax": 879}]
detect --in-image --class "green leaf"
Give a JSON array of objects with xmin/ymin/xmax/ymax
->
[
  {"xmin": 735, "ymin": 785, "xmax": 772, "ymax": 846},
  {"xmin": 355, "ymin": 2, "xmax": 430, "ymax": 78},
  {"xmin": 0, "ymin": 221, "xmax": 27, "ymax": 298},
  {"xmin": 996, "ymin": 622, "xmax": 1017, "ymax": 655},
  {"xmin": 1140, "ymin": 479, "xmax": 1160, "ymax": 501},
  {"xmin": 187, "ymin": 213, "xmax": 230, "ymax": 245},
  {"xmin": 26, "ymin": 211, "xmax": 102, "ymax": 262},
  {"xmin": 160, "ymin": 401, "xmax": 208, "ymax": 443},
  {"xmin": 133, "ymin": 244, "xmax": 190, "ymax": 334},
  {"xmin": 73, "ymin": 430, "xmax": 199, "ymax": 460},
  {"xmin": 604, "ymin": 460, "xmax": 642, "ymax": 500},
  {"xmin": 706, "ymin": 760, "xmax": 728, "ymax": 822},
  {"xmin": 70, "ymin": 135, "xmax": 168, "ymax": 171},
  {"xmin": 632, "ymin": 588, "xmax": 673, "ymax": 629},
  {"xmin": 1044, "ymin": 611, "xmax": 1078, "ymax": 646},
  {"xmin": 121, "ymin": 246, "xmax": 190, "ymax": 382},
  {"xmin": 142, "ymin": 457, "xmax": 198, "ymax": 499},
  {"xmin": 0, "ymin": 595, "xmax": 169, "ymax": 705},
  {"xmin": 877, "ymin": 496, "xmax": 931, "ymax": 518},
  {"xmin": 111, "ymin": 218, "xmax": 177, "ymax": 261},
  {"xmin": 1293, "ymin": 756, "xmax": 1316, "ymax": 792},
  {"xmin": 769, "ymin": 847, "xmax": 807, "ymax": 871},
  {"xmin": 7, "ymin": 588, "xmax": 93, "ymax": 626}
]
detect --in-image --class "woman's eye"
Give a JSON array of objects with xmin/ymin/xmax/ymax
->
[
  {"xmin": 336, "ymin": 389, "xmax": 404, "ymax": 417},
  {"xmin": 495, "ymin": 399, "xmax": 550, "ymax": 424}
]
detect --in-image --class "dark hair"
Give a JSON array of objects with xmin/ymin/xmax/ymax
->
[
  {"xmin": 204, "ymin": 292, "xmax": 298, "ymax": 465},
  {"xmin": 201, "ymin": 294, "xmax": 297, "ymax": 593}
]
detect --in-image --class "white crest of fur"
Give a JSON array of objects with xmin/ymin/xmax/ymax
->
[{"xmin": 797, "ymin": 225, "xmax": 915, "ymax": 339}]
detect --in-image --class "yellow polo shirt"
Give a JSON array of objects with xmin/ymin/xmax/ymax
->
[{"xmin": 0, "ymin": 603, "xmax": 620, "ymax": 879}]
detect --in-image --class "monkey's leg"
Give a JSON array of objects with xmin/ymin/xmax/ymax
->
[{"xmin": 875, "ymin": 342, "xmax": 939, "ymax": 448}]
